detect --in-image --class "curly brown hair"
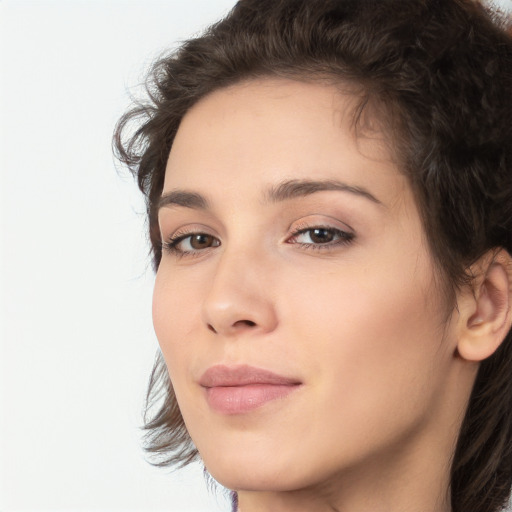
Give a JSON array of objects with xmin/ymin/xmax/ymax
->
[{"xmin": 113, "ymin": 1, "xmax": 512, "ymax": 511}]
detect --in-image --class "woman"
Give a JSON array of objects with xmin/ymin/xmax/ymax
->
[{"xmin": 114, "ymin": 1, "xmax": 512, "ymax": 511}]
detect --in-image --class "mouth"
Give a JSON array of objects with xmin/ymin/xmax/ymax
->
[{"xmin": 199, "ymin": 364, "xmax": 302, "ymax": 415}]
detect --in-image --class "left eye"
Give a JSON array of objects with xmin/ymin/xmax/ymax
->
[
  {"xmin": 181, "ymin": 233, "xmax": 218, "ymax": 250},
  {"xmin": 288, "ymin": 227, "xmax": 353, "ymax": 245}
]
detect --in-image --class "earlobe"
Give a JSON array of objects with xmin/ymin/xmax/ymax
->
[{"xmin": 457, "ymin": 249, "xmax": 512, "ymax": 362}]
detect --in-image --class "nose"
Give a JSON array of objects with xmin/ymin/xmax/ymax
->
[{"xmin": 201, "ymin": 248, "xmax": 278, "ymax": 337}]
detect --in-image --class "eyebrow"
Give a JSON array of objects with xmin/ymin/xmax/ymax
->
[
  {"xmin": 157, "ymin": 178, "xmax": 382, "ymax": 212},
  {"xmin": 158, "ymin": 190, "xmax": 210, "ymax": 210},
  {"xmin": 265, "ymin": 179, "xmax": 382, "ymax": 205}
]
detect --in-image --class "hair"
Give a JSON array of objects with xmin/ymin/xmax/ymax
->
[{"xmin": 113, "ymin": 1, "xmax": 512, "ymax": 511}]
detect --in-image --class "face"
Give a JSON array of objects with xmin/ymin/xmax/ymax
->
[{"xmin": 153, "ymin": 79, "xmax": 461, "ymax": 495}]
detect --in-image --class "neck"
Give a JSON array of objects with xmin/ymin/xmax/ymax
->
[
  {"xmin": 237, "ymin": 461, "xmax": 452, "ymax": 512},
  {"xmin": 235, "ymin": 417, "xmax": 457, "ymax": 512}
]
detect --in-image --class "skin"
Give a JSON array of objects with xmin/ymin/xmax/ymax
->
[{"xmin": 153, "ymin": 79, "xmax": 481, "ymax": 512}]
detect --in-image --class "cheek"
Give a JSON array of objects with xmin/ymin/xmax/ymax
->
[
  {"xmin": 284, "ymin": 247, "xmax": 438, "ymax": 346},
  {"xmin": 281, "ymin": 250, "xmax": 448, "ymax": 433},
  {"xmin": 152, "ymin": 267, "xmax": 202, "ymax": 383}
]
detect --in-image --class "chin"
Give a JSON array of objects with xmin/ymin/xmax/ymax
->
[
  {"xmin": 208, "ymin": 465, "xmax": 303, "ymax": 493},
  {"xmin": 201, "ymin": 447, "xmax": 327, "ymax": 493}
]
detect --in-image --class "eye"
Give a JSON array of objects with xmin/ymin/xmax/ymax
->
[
  {"xmin": 163, "ymin": 232, "xmax": 221, "ymax": 256},
  {"xmin": 287, "ymin": 226, "xmax": 354, "ymax": 248}
]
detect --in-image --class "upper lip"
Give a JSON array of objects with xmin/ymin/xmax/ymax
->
[{"xmin": 199, "ymin": 364, "xmax": 301, "ymax": 388}]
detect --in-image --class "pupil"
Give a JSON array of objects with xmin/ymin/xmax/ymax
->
[
  {"xmin": 311, "ymin": 228, "xmax": 333, "ymax": 243},
  {"xmin": 191, "ymin": 234, "xmax": 212, "ymax": 249}
]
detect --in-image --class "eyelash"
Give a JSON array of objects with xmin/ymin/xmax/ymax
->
[
  {"xmin": 162, "ymin": 229, "xmax": 219, "ymax": 259},
  {"xmin": 162, "ymin": 225, "xmax": 355, "ymax": 257},
  {"xmin": 287, "ymin": 225, "xmax": 355, "ymax": 250}
]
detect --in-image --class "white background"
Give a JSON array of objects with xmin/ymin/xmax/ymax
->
[
  {"xmin": 0, "ymin": 1, "xmax": 236, "ymax": 511},
  {"xmin": 1, "ymin": 0, "xmax": 511, "ymax": 511}
]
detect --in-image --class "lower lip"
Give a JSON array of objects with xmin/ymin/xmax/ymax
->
[{"xmin": 204, "ymin": 384, "xmax": 300, "ymax": 414}]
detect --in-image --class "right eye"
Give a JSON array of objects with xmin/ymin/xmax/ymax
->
[{"xmin": 163, "ymin": 232, "xmax": 221, "ymax": 256}]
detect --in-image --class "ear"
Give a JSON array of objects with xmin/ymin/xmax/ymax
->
[{"xmin": 456, "ymin": 249, "xmax": 512, "ymax": 362}]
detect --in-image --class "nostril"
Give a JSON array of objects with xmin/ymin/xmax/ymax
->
[
  {"xmin": 207, "ymin": 319, "xmax": 258, "ymax": 334},
  {"xmin": 234, "ymin": 320, "xmax": 256, "ymax": 328}
]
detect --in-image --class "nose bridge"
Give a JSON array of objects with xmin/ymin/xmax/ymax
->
[{"xmin": 201, "ymin": 240, "xmax": 278, "ymax": 336}]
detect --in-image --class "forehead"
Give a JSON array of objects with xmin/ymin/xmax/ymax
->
[{"xmin": 164, "ymin": 78, "xmax": 408, "ymax": 208}]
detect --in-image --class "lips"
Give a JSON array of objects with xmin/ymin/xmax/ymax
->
[{"xmin": 199, "ymin": 364, "xmax": 302, "ymax": 414}]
